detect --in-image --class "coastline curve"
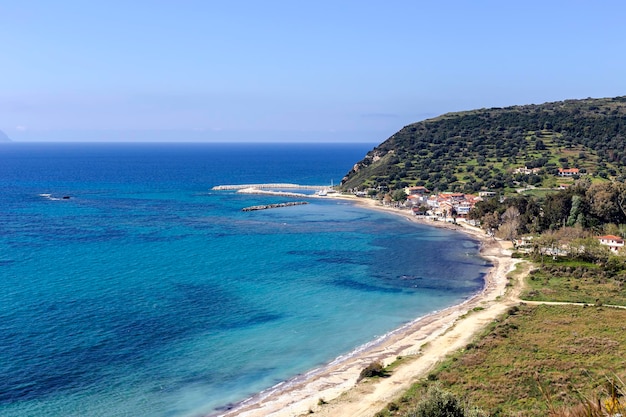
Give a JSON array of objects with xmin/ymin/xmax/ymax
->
[{"xmin": 214, "ymin": 192, "xmax": 520, "ymax": 417}]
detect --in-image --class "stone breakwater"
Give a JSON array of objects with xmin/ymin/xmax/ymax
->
[
  {"xmin": 242, "ymin": 201, "xmax": 309, "ymax": 212},
  {"xmin": 212, "ymin": 184, "xmax": 328, "ymax": 191},
  {"xmin": 237, "ymin": 188, "xmax": 310, "ymax": 198}
]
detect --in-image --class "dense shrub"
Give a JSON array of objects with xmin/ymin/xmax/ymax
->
[
  {"xmin": 406, "ymin": 385, "xmax": 485, "ymax": 417},
  {"xmin": 357, "ymin": 361, "xmax": 386, "ymax": 382}
]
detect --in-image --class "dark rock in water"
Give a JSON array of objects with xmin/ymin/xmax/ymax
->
[
  {"xmin": 399, "ymin": 275, "xmax": 423, "ymax": 280},
  {"xmin": 0, "ymin": 130, "xmax": 11, "ymax": 142}
]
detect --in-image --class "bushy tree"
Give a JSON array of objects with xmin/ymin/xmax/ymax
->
[
  {"xmin": 586, "ymin": 182, "xmax": 626, "ymax": 225},
  {"xmin": 541, "ymin": 191, "xmax": 573, "ymax": 230},
  {"xmin": 357, "ymin": 361, "xmax": 386, "ymax": 382},
  {"xmin": 469, "ymin": 197, "xmax": 503, "ymax": 221},
  {"xmin": 567, "ymin": 237, "xmax": 611, "ymax": 265},
  {"xmin": 496, "ymin": 206, "xmax": 521, "ymax": 241},
  {"xmin": 392, "ymin": 189, "xmax": 408, "ymax": 202},
  {"xmin": 407, "ymin": 385, "xmax": 485, "ymax": 417},
  {"xmin": 481, "ymin": 212, "xmax": 500, "ymax": 235}
]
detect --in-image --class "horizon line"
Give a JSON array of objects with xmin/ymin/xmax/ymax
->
[{"xmin": 0, "ymin": 140, "xmax": 379, "ymax": 144}]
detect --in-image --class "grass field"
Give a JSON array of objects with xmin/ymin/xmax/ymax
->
[
  {"xmin": 433, "ymin": 304, "xmax": 626, "ymax": 416},
  {"xmin": 374, "ymin": 259, "xmax": 626, "ymax": 417},
  {"xmin": 522, "ymin": 267, "xmax": 626, "ymax": 306},
  {"xmin": 518, "ymin": 188, "xmax": 560, "ymax": 198},
  {"xmin": 376, "ymin": 304, "xmax": 626, "ymax": 416}
]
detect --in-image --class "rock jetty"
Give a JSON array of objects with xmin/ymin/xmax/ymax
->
[
  {"xmin": 242, "ymin": 201, "xmax": 308, "ymax": 212},
  {"xmin": 213, "ymin": 183, "xmax": 327, "ymax": 191},
  {"xmin": 237, "ymin": 187, "xmax": 309, "ymax": 197}
]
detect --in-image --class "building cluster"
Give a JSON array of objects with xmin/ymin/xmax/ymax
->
[
  {"xmin": 403, "ymin": 186, "xmax": 483, "ymax": 218},
  {"xmin": 513, "ymin": 166, "xmax": 585, "ymax": 178},
  {"xmin": 514, "ymin": 235, "xmax": 624, "ymax": 255}
]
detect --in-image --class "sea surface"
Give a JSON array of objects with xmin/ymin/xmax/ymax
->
[{"xmin": 0, "ymin": 142, "xmax": 490, "ymax": 417}]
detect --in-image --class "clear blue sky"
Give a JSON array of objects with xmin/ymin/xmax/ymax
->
[{"xmin": 2, "ymin": 0, "xmax": 625, "ymax": 142}]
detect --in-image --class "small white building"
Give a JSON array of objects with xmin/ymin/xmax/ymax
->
[
  {"xmin": 514, "ymin": 166, "xmax": 541, "ymax": 175},
  {"xmin": 455, "ymin": 201, "xmax": 473, "ymax": 216},
  {"xmin": 597, "ymin": 235, "xmax": 624, "ymax": 253},
  {"xmin": 514, "ymin": 236, "xmax": 535, "ymax": 253},
  {"xmin": 558, "ymin": 168, "xmax": 580, "ymax": 177}
]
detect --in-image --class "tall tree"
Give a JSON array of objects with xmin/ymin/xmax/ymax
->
[
  {"xmin": 541, "ymin": 191, "xmax": 572, "ymax": 230},
  {"xmin": 587, "ymin": 182, "xmax": 626, "ymax": 225},
  {"xmin": 566, "ymin": 195, "xmax": 585, "ymax": 227},
  {"xmin": 497, "ymin": 206, "xmax": 521, "ymax": 242}
]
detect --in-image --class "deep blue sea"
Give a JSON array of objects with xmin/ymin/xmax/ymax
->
[{"xmin": 0, "ymin": 142, "xmax": 489, "ymax": 417}]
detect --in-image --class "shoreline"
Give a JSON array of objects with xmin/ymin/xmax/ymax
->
[{"xmin": 215, "ymin": 194, "xmax": 522, "ymax": 417}]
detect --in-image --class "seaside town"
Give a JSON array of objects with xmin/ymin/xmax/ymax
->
[
  {"xmin": 384, "ymin": 185, "xmax": 625, "ymax": 257},
  {"xmin": 395, "ymin": 185, "xmax": 484, "ymax": 220}
]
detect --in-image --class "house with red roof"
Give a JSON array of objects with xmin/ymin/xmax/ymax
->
[
  {"xmin": 558, "ymin": 168, "xmax": 580, "ymax": 177},
  {"xmin": 597, "ymin": 235, "xmax": 624, "ymax": 253},
  {"xmin": 405, "ymin": 186, "xmax": 430, "ymax": 196},
  {"xmin": 425, "ymin": 192, "xmax": 481, "ymax": 218}
]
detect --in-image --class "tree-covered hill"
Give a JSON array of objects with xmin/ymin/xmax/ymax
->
[{"xmin": 340, "ymin": 96, "xmax": 626, "ymax": 193}]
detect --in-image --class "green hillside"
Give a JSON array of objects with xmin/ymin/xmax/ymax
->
[{"xmin": 340, "ymin": 96, "xmax": 626, "ymax": 193}]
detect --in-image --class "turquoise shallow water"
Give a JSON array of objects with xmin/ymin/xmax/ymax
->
[{"xmin": 0, "ymin": 143, "xmax": 489, "ymax": 416}]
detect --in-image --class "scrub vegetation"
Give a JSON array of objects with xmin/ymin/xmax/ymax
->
[
  {"xmin": 375, "ymin": 302, "xmax": 626, "ymax": 417},
  {"xmin": 341, "ymin": 96, "xmax": 626, "ymax": 194}
]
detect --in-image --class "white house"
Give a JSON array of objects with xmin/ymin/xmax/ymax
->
[
  {"xmin": 558, "ymin": 168, "xmax": 580, "ymax": 177},
  {"xmin": 514, "ymin": 166, "xmax": 541, "ymax": 175},
  {"xmin": 597, "ymin": 235, "xmax": 624, "ymax": 253}
]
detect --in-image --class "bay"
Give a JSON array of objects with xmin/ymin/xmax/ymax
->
[{"xmin": 0, "ymin": 142, "xmax": 489, "ymax": 416}]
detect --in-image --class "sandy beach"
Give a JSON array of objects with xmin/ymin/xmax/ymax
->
[{"xmin": 217, "ymin": 195, "xmax": 524, "ymax": 417}]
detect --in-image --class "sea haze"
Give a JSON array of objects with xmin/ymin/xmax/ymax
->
[{"xmin": 0, "ymin": 142, "xmax": 490, "ymax": 416}]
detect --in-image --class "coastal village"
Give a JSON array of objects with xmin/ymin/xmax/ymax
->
[
  {"xmin": 404, "ymin": 186, "xmax": 624, "ymax": 255},
  {"xmin": 364, "ymin": 169, "xmax": 626, "ymax": 257},
  {"xmin": 401, "ymin": 185, "xmax": 484, "ymax": 219},
  {"xmin": 377, "ymin": 162, "xmax": 591, "ymax": 215}
]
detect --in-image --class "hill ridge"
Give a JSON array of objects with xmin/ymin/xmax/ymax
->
[{"xmin": 340, "ymin": 96, "xmax": 626, "ymax": 194}]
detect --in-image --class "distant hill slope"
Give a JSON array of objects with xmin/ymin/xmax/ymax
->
[
  {"xmin": 0, "ymin": 130, "xmax": 11, "ymax": 142},
  {"xmin": 340, "ymin": 96, "xmax": 626, "ymax": 193}
]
